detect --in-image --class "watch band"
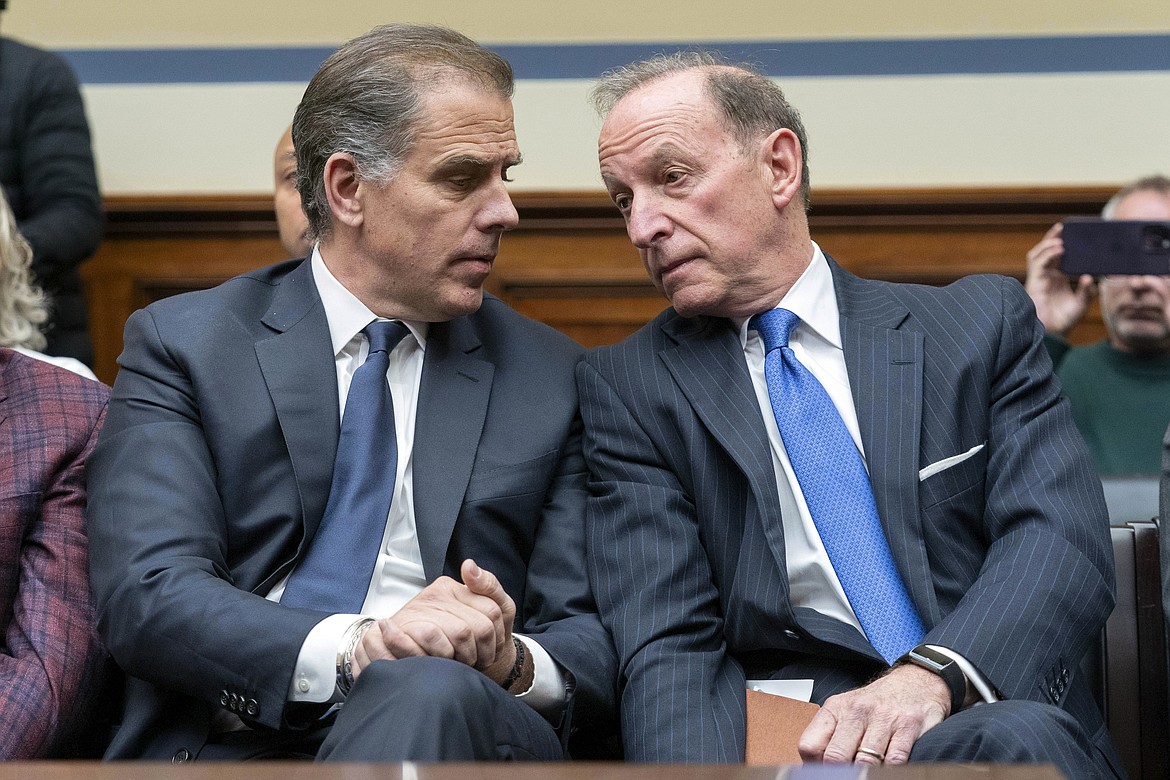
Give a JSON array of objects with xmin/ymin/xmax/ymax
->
[{"xmin": 900, "ymin": 644, "xmax": 966, "ymax": 716}]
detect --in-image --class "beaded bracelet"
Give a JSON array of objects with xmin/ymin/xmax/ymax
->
[{"xmin": 501, "ymin": 636, "xmax": 526, "ymax": 690}]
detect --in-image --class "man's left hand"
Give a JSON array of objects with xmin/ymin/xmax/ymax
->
[{"xmin": 797, "ymin": 663, "xmax": 950, "ymax": 765}]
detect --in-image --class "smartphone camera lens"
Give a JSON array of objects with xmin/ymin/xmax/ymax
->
[{"xmin": 1141, "ymin": 225, "xmax": 1170, "ymax": 253}]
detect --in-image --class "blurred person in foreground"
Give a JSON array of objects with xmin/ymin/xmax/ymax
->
[
  {"xmin": 0, "ymin": 188, "xmax": 95, "ymax": 379},
  {"xmin": 0, "ymin": 183, "xmax": 108, "ymax": 758}
]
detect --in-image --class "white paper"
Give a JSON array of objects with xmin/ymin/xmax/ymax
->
[{"xmin": 746, "ymin": 679, "xmax": 815, "ymax": 702}]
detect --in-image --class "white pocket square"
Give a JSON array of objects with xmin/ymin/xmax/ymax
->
[{"xmin": 918, "ymin": 444, "xmax": 985, "ymax": 482}]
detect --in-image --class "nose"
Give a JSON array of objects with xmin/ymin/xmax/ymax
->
[
  {"xmin": 1123, "ymin": 275, "xmax": 1162, "ymax": 295},
  {"xmin": 480, "ymin": 181, "xmax": 520, "ymax": 233},
  {"xmin": 626, "ymin": 196, "xmax": 672, "ymax": 249}
]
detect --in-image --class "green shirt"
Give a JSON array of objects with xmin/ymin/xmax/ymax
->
[{"xmin": 1046, "ymin": 335, "xmax": 1170, "ymax": 476}]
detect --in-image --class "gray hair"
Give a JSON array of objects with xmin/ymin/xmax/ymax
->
[
  {"xmin": 293, "ymin": 23, "xmax": 514, "ymax": 239},
  {"xmin": 0, "ymin": 189, "xmax": 48, "ymax": 350},
  {"xmin": 592, "ymin": 51, "xmax": 811, "ymax": 209},
  {"xmin": 1102, "ymin": 174, "xmax": 1170, "ymax": 218}
]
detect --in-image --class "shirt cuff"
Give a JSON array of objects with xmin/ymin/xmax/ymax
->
[
  {"xmin": 926, "ymin": 644, "xmax": 1000, "ymax": 709},
  {"xmin": 513, "ymin": 634, "xmax": 568, "ymax": 721},
  {"xmin": 288, "ymin": 613, "xmax": 365, "ymax": 703}
]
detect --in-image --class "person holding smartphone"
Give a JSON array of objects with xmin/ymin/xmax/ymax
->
[{"xmin": 1025, "ymin": 175, "xmax": 1170, "ymax": 476}]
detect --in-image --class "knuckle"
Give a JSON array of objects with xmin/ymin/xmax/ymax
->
[
  {"xmin": 451, "ymin": 623, "xmax": 474, "ymax": 645},
  {"xmin": 822, "ymin": 747, "xmax": 852, "ymax": 763},
  {"xmin": 886, "ymin": 750, "xmax": 911, "ymax": 765},
  {"xmin": 414, "ymin": 623, "xmax": 444, "ymax": 646}
]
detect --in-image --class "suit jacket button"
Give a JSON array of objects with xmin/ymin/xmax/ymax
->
[
  {"xmin": 220, "ymin": 690, "xmax": 229, "ymax": 706},
  {"xmin": 173, "ymin": 749, "xmax": 191, "ymax": 763},
  {"xmin": 784, "ymin": 630, "xmax": 801, "ymax": 641},
  {"xmin": 246, "ymin": 699, "xmax": 260, "ymax": 716}
]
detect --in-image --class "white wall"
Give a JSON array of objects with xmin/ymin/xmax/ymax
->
[{"xmin": 7, "ymin": 1, "xmax": 1169, "ymax": 194}]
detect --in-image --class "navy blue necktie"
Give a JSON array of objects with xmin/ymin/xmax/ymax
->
[
  {"xmin": 751, "ymin": 307, "xmax": 924, "ymax": 664},
  {"xmin": 282, "ymin": 320, "xmax": 410, "ymax": 613}
]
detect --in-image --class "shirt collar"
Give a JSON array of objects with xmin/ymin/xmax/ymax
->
[
  {"xmin": 311, "ymin": 246, "xmax": 428, "ymax": 356},
  {"xmin": 737, "ymin": 242, "xmax": 841, "ymax": 351}
]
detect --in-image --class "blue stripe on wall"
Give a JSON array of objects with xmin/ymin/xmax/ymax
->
[{"xmin": 62, "ymin": 34, "xmax": 1170, "ymax": 85}]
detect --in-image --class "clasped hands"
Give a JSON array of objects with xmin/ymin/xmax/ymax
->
[
  {"xmin": 798, "ymin": 662, "xmax": 952, "ymax": 766},
  {"xmin": 351, "ymin": 558, "xmax": 518, "ymax": 686}
]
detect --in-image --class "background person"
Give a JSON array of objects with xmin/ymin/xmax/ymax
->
[
  {"xmin": 273, "ymin": 123, "xmax": 312, "ymax": 259},
  {"xmin": 1025, "ymin": 175, "xmax": 1170, "ymax": 476},
  {"xmin": 0, "ymin": 14, "xmax": 102, "ymax": 365}
]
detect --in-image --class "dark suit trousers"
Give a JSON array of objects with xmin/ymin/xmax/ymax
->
[
  {"xmin": 197, "ymin": 657, "xmax": 563, "ymax": 762},
  {"xmin": 319, "ymin": 657, "xmax": 564, "ymax": 761},
  {"xmin": 912, "ymin": 701, "xmax": 1122, "ymax": 779}
]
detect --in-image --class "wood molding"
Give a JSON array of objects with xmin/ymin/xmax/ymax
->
[{"xmin": 84, "ymin": 186, "xmax": 1118, "ymax": 384}]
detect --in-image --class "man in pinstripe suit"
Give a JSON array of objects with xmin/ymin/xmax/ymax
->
[{"xmin": 579, "ymin": 52, "xmax": 1122, "ymax": 777}]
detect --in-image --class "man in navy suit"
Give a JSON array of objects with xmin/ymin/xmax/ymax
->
[
  {"xmin": 578, "ymin": 52, "xmax": 1121, "ymax": 777},
  {"xmin": 87, "ymin": 24, "xmax": 614, "ymax": 762}
]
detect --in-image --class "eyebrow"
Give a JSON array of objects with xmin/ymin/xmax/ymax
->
[
  {"xmin": 441, "ymin": 153, "xmax": 524, "ymax": 171},
  {"xmin": 649, "ymin": 143, "xmax": 693, "ymax": 170}
]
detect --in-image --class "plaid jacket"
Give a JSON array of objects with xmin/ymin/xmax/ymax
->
[{"xmin": 0, "ymin": 349, "xmax": 108, "ymax": 758}]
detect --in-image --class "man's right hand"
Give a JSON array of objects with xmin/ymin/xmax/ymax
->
[
  {"xmin": 351, "ymin": 559, "xmax": 515, "ymax": 680},
  {"xmin": 1024, "ymin": 222, "xmax": 1095, "ymax": 337}
]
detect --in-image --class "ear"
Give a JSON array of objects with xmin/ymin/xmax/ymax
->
[
  {"xmin": 763, "ymin": 128, "xmax": 803, "ymax": 211},
  {"xmin": 323, "ymin": 152, "xmax": 363, "ymax": 229}
]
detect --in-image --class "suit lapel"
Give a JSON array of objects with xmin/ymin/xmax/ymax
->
[
  {"xmin": 832, "ymin": 261, "xmax": 940, "ymax": 625},
  {"xmin": 412, "ymin": 317, "xmax": 494, "ymax": 581},
  {"xmin": 659, "ymin": 316, "xmax": 791, "ymax": 578},
  {"xmin": 255, "ymin": 261, "xmax": 340, "ymax": 550}
]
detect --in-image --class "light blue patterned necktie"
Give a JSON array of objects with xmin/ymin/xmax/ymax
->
[
  {"xmin": 282, "ymin": 320, "xmax": 410, "ymax": 614},
  {"xmin": 751, "ymin": 307, "xmax": 924, "ymax": 664}
]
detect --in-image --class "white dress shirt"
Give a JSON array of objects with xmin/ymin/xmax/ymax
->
[
  {"xmin": 269, "ymin": 248, "xmax": 565, "ymax": 715},
  {"xmin": 740, "ymin": 243, "xmax": 996, "ymax": 706}
]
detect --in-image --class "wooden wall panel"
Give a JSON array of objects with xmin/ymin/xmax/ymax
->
[{"xmin": 81, "ymin": 187, "xmax": 1115, "ymax": 385}]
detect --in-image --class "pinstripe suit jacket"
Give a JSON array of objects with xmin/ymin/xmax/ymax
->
[{"xmin": 578, "ymin": 260, "xmax": 1115, "ymax": 762}]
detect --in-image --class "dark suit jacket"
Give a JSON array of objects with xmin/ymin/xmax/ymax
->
[
  {"xmin": 87, "ymin": 258, "xmax": 616, "ymax": 760},
  {"xmin": 578, "ymin": 260, "xmax": 1116, "ymax": 764},
  {"xmin": 0, "ymin": 349, "xmax": 107, "ymax": 757}
]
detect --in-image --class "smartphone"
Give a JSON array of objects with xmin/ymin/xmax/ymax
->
[{"xmin": 1060, "ymin": 218, "xmax": 1170, "ymax": 276}]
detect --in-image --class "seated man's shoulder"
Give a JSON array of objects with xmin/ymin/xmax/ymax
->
[
  {"xmin": 585, "ymin": 306, "xmax": 724, "ymax": 368},
  {"xmin": 872, "ymin": 273, "xmax": 1035, "ymax": 332},
  {"xmin": 880, "ymin": 272, "xmax": 1020, "ymax": 309},
  {"xmin": 473, "ymin": 293, "xmax": 585, "ymax": 367},
  {"xmin": 137, "ymin": 259, "xmax": 306, "ymax": 335}
]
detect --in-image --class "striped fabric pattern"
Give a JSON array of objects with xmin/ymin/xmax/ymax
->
[{"xmin": 578, "ymin": 259, "xmax": 1115, "ymax": 764}]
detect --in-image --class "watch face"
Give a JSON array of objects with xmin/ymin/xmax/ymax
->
[{"xmin": 910, "ymin": 646, "xmax": 951, "ymax": 670}]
